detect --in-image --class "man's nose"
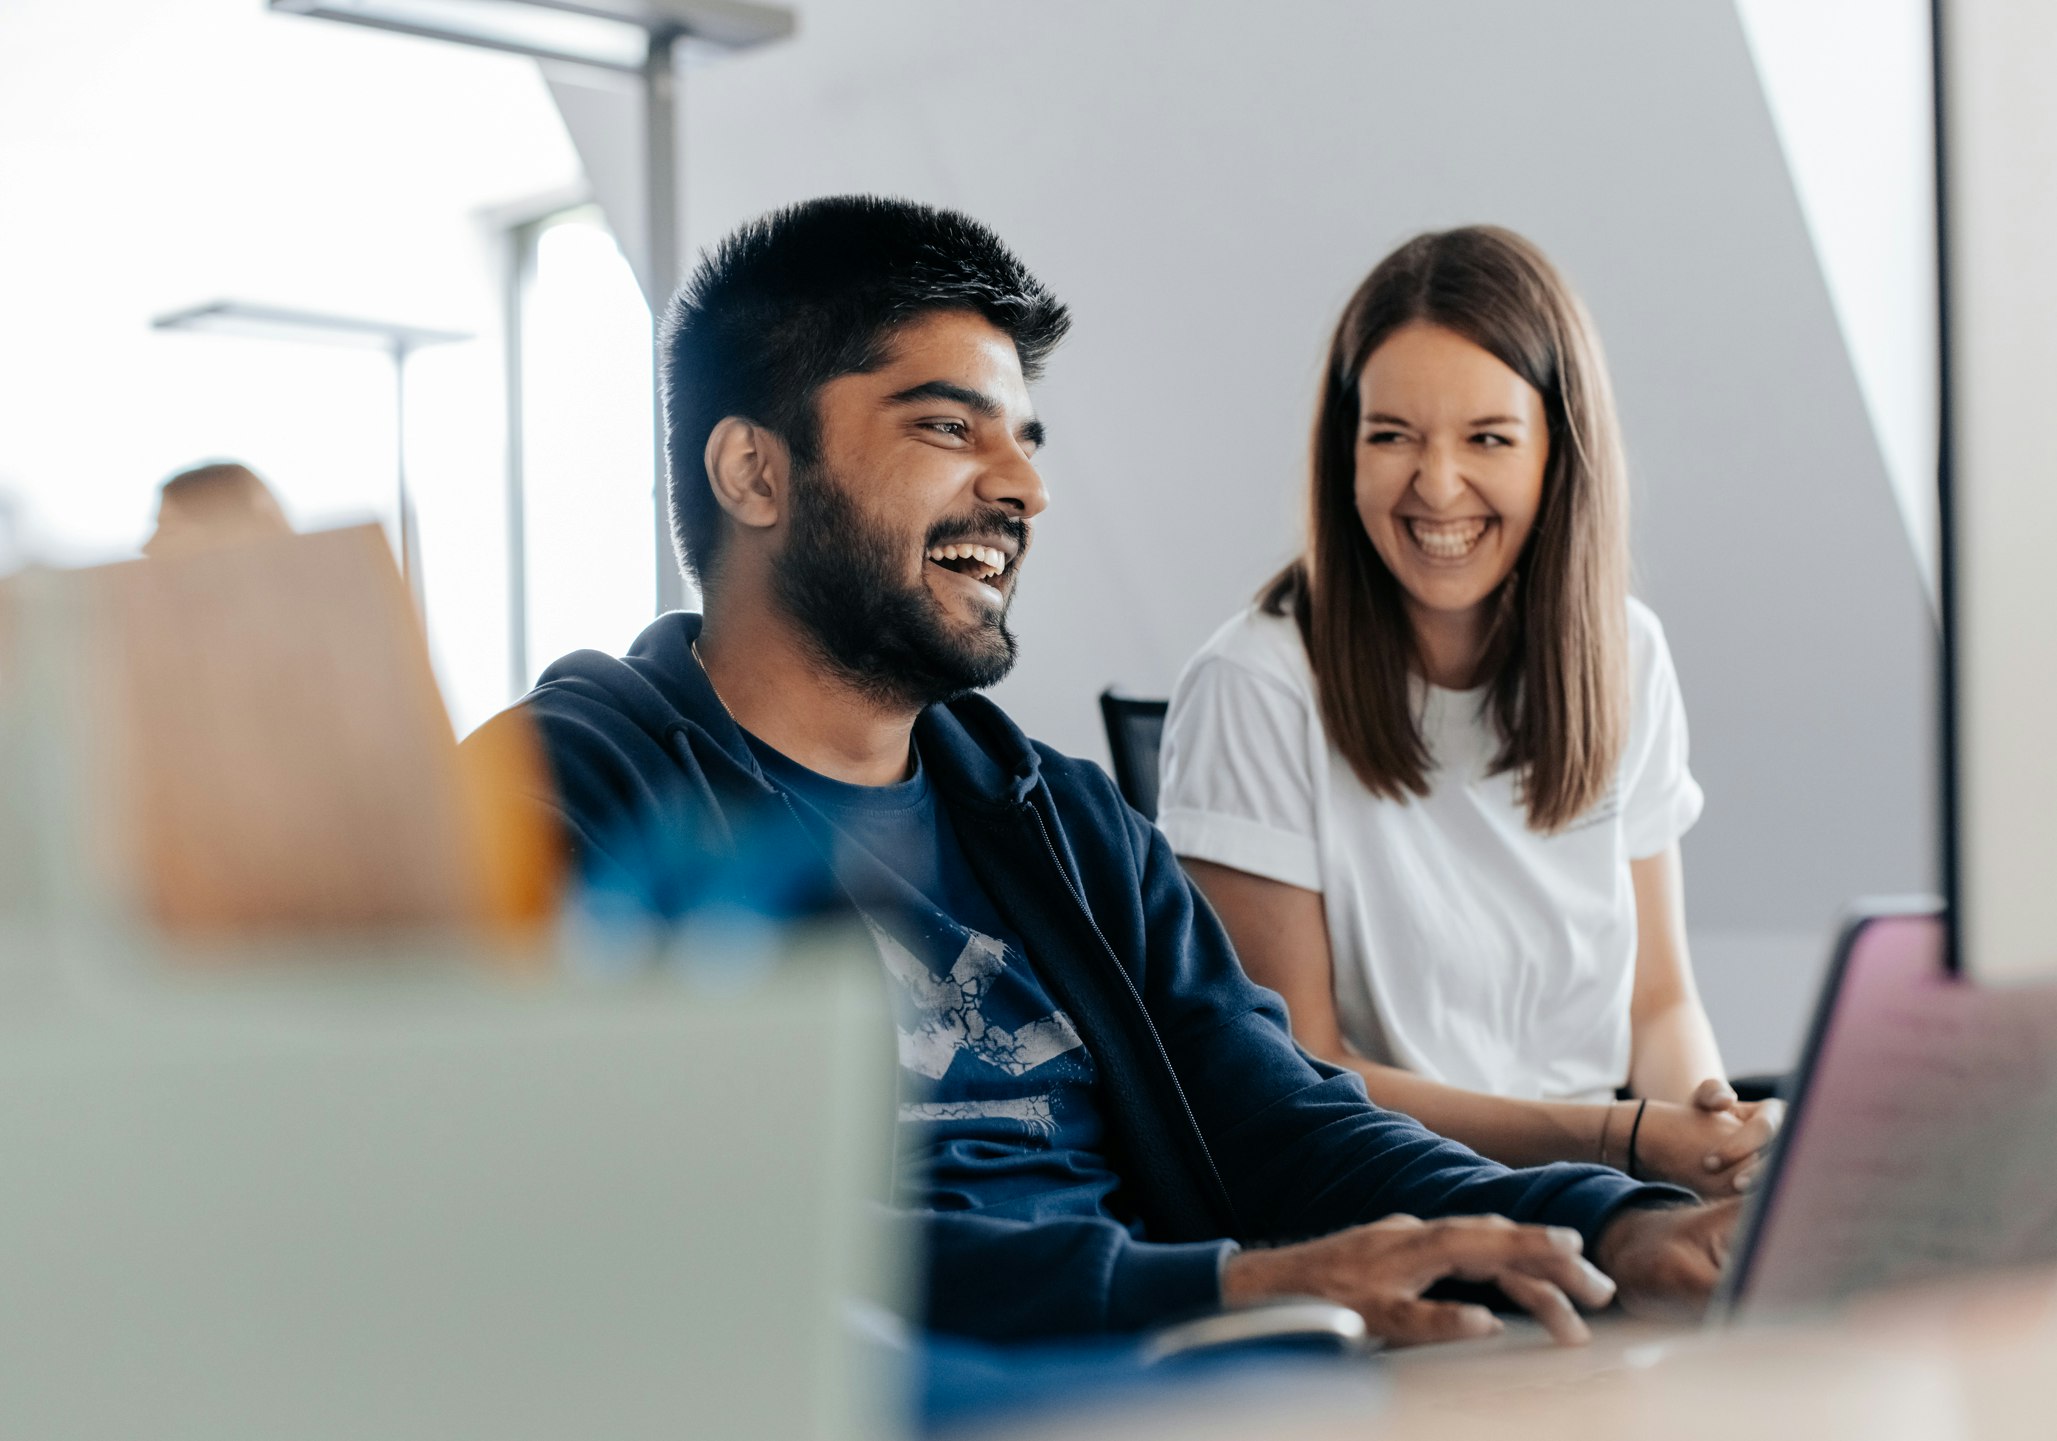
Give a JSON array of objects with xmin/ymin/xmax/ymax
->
[{"xmin": 977, "ymin": 446, "xmax": 1048, "ymax": 520}]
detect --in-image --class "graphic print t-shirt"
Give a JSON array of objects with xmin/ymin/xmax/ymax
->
[{"xmin": 746, "ymin": 735, "xmax": 1126, "ymax": 1224}]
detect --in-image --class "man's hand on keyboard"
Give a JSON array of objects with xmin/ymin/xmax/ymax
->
[
  {"xmin": 1222, "ymin": 1213, "xmax": 1617, "ymax": 1348},
  {"xmin": 1593, "ymin": 1197, "xmax": 1740, "ymax": 1316}
]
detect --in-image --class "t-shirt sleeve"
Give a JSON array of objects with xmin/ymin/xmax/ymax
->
[
  {"xmin": 1619, "ymin": 613, "xmax": 1705, "ymax": 859},
  {"xmin": 1156, "ymin": 650, "xmax": 1323, "ymax": 891}
]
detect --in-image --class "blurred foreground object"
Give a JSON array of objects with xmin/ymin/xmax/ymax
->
[
  {"xmin": 0, "ymin": 930, "xmax": 902, "ymax": 1440},
  {"xmin": 141, "ymin": 460, "xmax": 292, "ymax": 558},
  {"xmin": 0, "ymin": 525, "xmax": 905, "ymax": 1438},
  {"xmin": 0, "ymin": 523, "xmax": 561, "ymax": 946}
]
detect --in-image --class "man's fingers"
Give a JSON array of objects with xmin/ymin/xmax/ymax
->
[
  {"xmin": 1406, "ymin": 1222, "xmax": 1616, "ymax": 1310},
  {"xmin": 1379, "ymin": 1298, "xmax": 1503, "ymax": 1348},
  {"xmin": 1495, "ymin": 1270, "xmax": 1593, "ymax": 1346},
  {"xmin": 1673, "ymin": 1242, "xmax": 1724, "ymax": 1297},
  {"xmin": 1612, "ymin": 1230, "xmax": 1723, "ymax": 1319},
  {"xmin": 1656, "ymin": 1202, "xmax": 1734, "ymax": 1300},
  {"xmin": 1698, "ymin": 1199, "xmax": 1740, "ymax": 1269},
  {"xmin": 1397, "ymin": 1216, "xmax": 1572, "ymax": 1283},
  {"xmin": 1502, "ymin": 1250, "xmax": 1617, "ymax": 1310}
]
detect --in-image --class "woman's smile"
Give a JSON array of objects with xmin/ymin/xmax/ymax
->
[{"xmin": 1402, "ymin": 515, "xmax": 1496, "ymax": 562}]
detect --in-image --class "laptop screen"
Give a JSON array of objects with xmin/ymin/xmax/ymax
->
[{"xmin": 1723, "ymin": 908, "xmax": 2057, "ymax": 1317}]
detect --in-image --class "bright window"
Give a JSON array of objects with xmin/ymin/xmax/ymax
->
[{"xmin": 512, "ymin": 206, "xmax": 661, "ymax": 688}]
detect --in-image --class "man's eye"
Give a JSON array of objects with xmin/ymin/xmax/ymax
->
[{"xmin": 922, "ymin": 420, "xmax": 970, "ymax": 438}]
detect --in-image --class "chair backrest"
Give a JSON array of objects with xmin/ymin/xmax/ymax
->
[{"xmin": 1098, "ymin": 691, "xmax": 1170, "ymax": 820}]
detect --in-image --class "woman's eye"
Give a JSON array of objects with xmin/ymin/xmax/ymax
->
[
  {"xmin": 1472, "ymin": 433, "xmax": 1513, "ymax": 448},
  {"xmin": 1364, "ymin": 430, "xmax": 1407, "ymax": 445}
]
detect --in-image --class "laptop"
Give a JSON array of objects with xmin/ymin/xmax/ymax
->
[
  {"xmin": 1717, "ymin": 901, "xmax": 2057, "ymax": 1320},
  {"xmin": 1400, "ymin": 900, "xmax": 2057, "ymax": 1371}
]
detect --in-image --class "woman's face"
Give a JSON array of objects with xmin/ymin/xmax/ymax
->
[{"xmin": 1353, "ymin": 322, "xmax": 1549, "ymax": 634}]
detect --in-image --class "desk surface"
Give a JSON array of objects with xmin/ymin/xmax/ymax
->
[{"xmin": 984, "ymin": 1272, "xmax": 2057, "ymax": 1441}]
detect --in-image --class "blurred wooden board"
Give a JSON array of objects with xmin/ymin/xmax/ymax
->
[
  {"xmin": 99, "ymin": 524, "xmax": 474, "ymax": 932},
  {"xmin": 2, "ymin": 524, "xmax": 559, "ymax": 943}
]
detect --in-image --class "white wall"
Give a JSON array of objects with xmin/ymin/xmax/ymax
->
[
  {"xmin": 579, "ymin": 0, "xmax": 1935, "ymax": 1071},
  {"xmin": 1737, "ymin": 0, "xmax": 1939, "ymax": 608}
]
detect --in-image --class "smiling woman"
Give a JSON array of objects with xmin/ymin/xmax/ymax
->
[
  {"xmin": 1159, "ymin": 227, "xmax": 1784, "ymax": 1198},
  {"xmin": 1351, "ymin": 323, "xmax": 1551, "ymax": 696}
]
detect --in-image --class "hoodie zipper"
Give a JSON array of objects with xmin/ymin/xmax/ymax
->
[{"xmin": 1021, "ymin": 796, "xmax": 1238, "ymax": 1231}]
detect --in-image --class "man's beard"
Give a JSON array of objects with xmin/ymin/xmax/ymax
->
[{"xmin": 772, "ymin": 459, "xmax": 1026, "ymax": 711}]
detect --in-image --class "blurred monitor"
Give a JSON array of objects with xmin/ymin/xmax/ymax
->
[
  {"xmin": 1938, "ymin": 2, "xmax": 2057, "ymax": 981},
  {"xmin": 0, "ymin": 941, "xmax": 900, "ymax": 1441}
]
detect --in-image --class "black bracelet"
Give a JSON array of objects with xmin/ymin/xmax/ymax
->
[{"xmin": 1626, "ymin": 1098, "xmax": 1650, "ymax": 1180}]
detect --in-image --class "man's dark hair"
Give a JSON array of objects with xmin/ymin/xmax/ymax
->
[{"xmin": 659, "ymin": 195, "xmax": 1071, "ymax": 586}]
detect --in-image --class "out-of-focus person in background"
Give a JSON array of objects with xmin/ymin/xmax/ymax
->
[
  {"xmin": 1159, "ymin": 227, "xmax": 1781, "ymax": 1200},
  {"xmin": 141, "ymin": 461, "xmax": 292, "ymax": 558}
]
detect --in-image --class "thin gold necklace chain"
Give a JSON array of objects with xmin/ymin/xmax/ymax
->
[{"xmin": 691, "ymin": 640, "xmax": 738, "ymax": 722}]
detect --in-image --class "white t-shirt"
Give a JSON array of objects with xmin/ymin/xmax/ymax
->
[{"xmin": 1158, "ymin": 597, "xmax": 1702, "ymax": 1104}]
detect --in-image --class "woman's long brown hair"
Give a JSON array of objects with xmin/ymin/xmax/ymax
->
[{"xmin": 1262, "ymin": 226, "xmax": 1628, "ymax": 833}]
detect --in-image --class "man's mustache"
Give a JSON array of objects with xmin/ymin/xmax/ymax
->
[{"xmin": 924, "ymin": 509, "xmax": 1031, "ymax": 561}]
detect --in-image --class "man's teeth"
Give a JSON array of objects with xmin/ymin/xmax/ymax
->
[
  {"xmin": 926, "ymin": 542, "xmax": 1008, "ymax": 580},
  {"xmin": 1406, "ymin": 518, "xmax": 1491, "ymax": 560}
]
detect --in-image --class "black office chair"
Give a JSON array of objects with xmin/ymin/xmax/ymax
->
[
  {"xmin": 1098, "ymin": 690, "xmax": 1169, "ymax": 820},
  {"xmin": 1616, "ymin": 1074, "xmax": 1788, "ymax": 1105},
  {"xmin": 1729, "ymin": 1073, "xmax": 1787, "ymax": 1104}
]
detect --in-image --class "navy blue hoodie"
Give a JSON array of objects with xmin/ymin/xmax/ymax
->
[{"xmin": 485, "ymin": 612, "xmax": 1682, "ymax": 1340}]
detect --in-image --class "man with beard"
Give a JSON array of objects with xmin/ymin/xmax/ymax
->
[{"xmin": 487, "ymin": 195, "xmax": 1737, "ymax": 1348}]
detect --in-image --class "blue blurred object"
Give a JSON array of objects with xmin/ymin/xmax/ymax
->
[{"xmin": 575, "ymin": 790, "xmax": 847, "ymax": 929}]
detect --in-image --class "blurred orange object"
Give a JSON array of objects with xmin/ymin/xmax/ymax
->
[{"xmin": 455, "ymin": 702, "xmax": 568, "ymax": 939}]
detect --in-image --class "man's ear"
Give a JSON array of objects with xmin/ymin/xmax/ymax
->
[{"xmin": 703, "ymin": 417, "xmax": 788, "ymax": 532}]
